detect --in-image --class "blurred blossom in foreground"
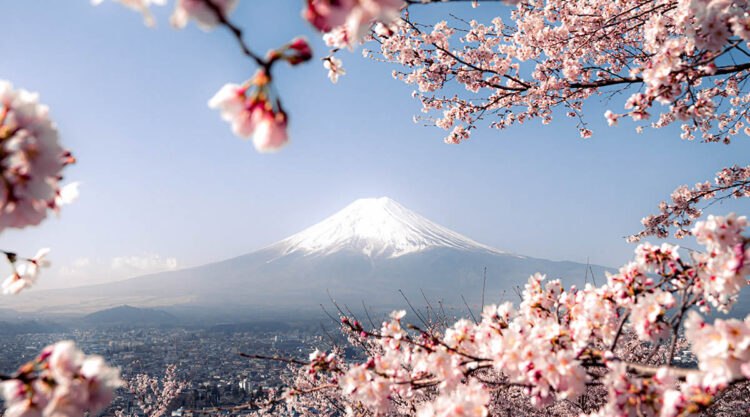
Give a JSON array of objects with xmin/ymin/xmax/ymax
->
[
  {"xmin": 0, "ymin": 81, "xmax": 75, "ymax": 232},
  {"xmin": 1, "ymin": 341, "xmax": 121, "ymax": 417}
]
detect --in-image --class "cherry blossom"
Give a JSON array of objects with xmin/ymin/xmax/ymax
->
[
  {"xmin": 0, "ymin": 81, "xmax": 74, "ymax": 232},
  {"xmin": 253, "ymin": 111, "xmax": 290, "ymax": 152},
  {"xmin": 631, "ymin": 165, "xmax": 750, "ymax": 242},
  {"xmin": 606, "ymin": 261, "xmax": 654, "ymax": 304},
  {"xmin": 0, "ymin": 341, "xmax": 121, "ymax": 417},
  {"xmin": 170, "ymin": 0, "xmax": 238, "ymax": 30},
  {"xmin": 353, "ymin": 0, "xmax": 750, "ymax": 146},
  {"xmin": 2, "ymin": 263, "xmax": 38, "ymax": 295},
  {"xmin": 304, "ymin": 0, "xmax": 405, "ymax": 44},
  {"xmin": 1, "ymin": 248, "xmax": 52, "ymax": 295},
  {"xmin": 692, "ymin": 213, "xmax": 750, "ymax": 312},
  {"xmin": 565, "ymin": 284, "xmax": 619, "ymax": 350},
  {"xmin": 416, "ymin": 379, "xmax": 488, "ymax": 417},
  {"xmin": 582, "ymin": 362, "xmax": 676, "ymax": 417},
  {"xmin": 54, "ymin": 182, "xmax": 80, "ymax": 214},
  {"xmin": 684, "ymin": 311, "xmax": 750, "ymax": 388},
  {"xmin": 91, "ymin": 0, "xmax": 167, "ymax": 27},
  {"xmin": 208, "ymin": 70, "xmax": 292, "ymax": 152},
  {"xmin": 232, "ymin": 211, "xmax": 750, "ymax": 417},
  {"xmin": 629, "ymin": 289, "xmax": 676, "ymax": 342},
  {"xmin": 304, "ymin": 0, "xmax": 358, "ymax": 33},
  {"xmin": 35, "ymin": 1, "xmax": 750, "ymax": 415},
  {"xmin": 116, "ymin": 364, "xmax": 187, "ymax": 417},
  {"xmin": 324, "ymin": 57, "xmax": 346, "ymax": 83}
]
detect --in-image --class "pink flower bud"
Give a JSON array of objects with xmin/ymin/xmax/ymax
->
[{"xmin": 284, "ymin": 37, "xmax": 313, "ymax": 66}]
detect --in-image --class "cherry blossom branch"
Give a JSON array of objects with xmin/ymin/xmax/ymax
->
[
  {"xmin": 197, "ymin": 0, "xmax": 266, "ymax": 68},
  {"xmin": 366, "ymin": 0, "xmax": 750, "ymax": 143},
  {"xmin": 609, "ymin": 311, "xmax": 630, "ymax": 351},
  {"xmin": 630, "ymin": 165, "xmax": 750, "ymax": 241},
  {"xmin": 119, "ymin": 364, "xmax": 187, "ymax": 417},
  {"xmin": 666, "ymin": 285, "xmax": 696, "ymax": 366}
]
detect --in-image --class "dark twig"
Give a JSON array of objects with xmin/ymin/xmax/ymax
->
[
  {"xmin": 198, "ymin": 0, "xmax": 266, "ymax": 68},
  {"xmin": 399, "ymin": 289, "xmax": 431, "ymax": 329},
  {"xmin": 461, "ymin": 294, "xmax": 479, "ymax": 324}
]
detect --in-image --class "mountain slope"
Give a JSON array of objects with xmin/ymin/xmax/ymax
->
[
  {"xmin": 8, "ymin": 197, "xmax": 612, "ymax": 315},
  {"xmin": 270, "ymin": 197, "xmax": 507, "ymax": 259}
]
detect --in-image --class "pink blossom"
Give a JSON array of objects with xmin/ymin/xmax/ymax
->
[
  {"xmin": 630, "ymin": 289, "xmax": 675, "ymax": 342},
  {"xmin": 324, "ymin": 57, "xmax": 346, "ymax": 83},
  {"xmin": 0, "ymin": 81, "xmax": 74, "ymax": 232},
  {"xmin": 306, "ymin": 0, "xmax": 404, "ymax": 46},
  {"xmin": 355, "ymin": 0, "xmax": 750, "ymax": 145},
  {"xmin": 0, "ymin": 341, "xmax": 120, "ymax": 417},
  {"xmin": 416, "ymin": 380, "xmax": 488, "ymax": 417},
  {"xmin": 685, "ymin": 310, "xmax": 750, "ymax": 387},
  {"xmin": 2, "ymin": 262, "xmax": 44, "ymax": 295},
  {"xmin": 54, "ymin": 182, "xmax": 80, "ymax": 214},
  {"xmin": 252, "ymin": 110, "xmax": 289, "ymax": 153},
  {"xmin": 91, "ymin": 0, "xmax": 166, "ymax": 27},
  {"xmin": 170, "ymin": 0, "xmax": 238, "ymax": 30},
  {"xmin": 304, "ymin": 0, "xmax": 357, "ymax": 33},
  {"xmin": 208, "ymin": 71, "xmax": 291, "ymax": 152}
]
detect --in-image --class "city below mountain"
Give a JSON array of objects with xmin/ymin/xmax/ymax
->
[{"xmin": 8, "ymin": 197, "xmax": 611, "ymax": 318}]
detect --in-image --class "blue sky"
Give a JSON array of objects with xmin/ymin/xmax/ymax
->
[{"xmin": 0, "ymin": 0, "xmax": 748, "ymax": 289}]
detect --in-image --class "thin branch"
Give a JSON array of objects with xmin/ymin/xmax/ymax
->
[
  {"xmin": 481, "ymin": 267, "xmax": 487, "ymax": 316},
  {"xmin": 238, "ymin": 352, "xmax": 309, "ymax": 366},
  {"xmin": 399, "ymin": 289, "xmax": 431, "ymax": 329},
  {"xmin": 198, "ymin": 0, "xmax": 266, "ymax": 67},
  {"xmin": 461, "ymin": 294, "xmax": 479, "ymax": 324}
]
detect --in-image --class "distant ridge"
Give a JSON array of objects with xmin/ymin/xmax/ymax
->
[{"xmin": 83, "ymin": 305, "xmax": 176, "ymax": 326}]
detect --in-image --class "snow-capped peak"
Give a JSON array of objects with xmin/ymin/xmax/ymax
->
[{"xmin": 271, "ymin": 197, "xmax": 506, "ymax": 259}]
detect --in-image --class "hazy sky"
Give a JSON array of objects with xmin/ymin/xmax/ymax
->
[{"xmin": 0, "ymin": 1, "xmax": 748, "ymax": 289}]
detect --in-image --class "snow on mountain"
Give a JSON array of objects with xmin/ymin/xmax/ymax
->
[{"xmin": 269, "ymin": 197, "xmax": 509, "ymax": 259}]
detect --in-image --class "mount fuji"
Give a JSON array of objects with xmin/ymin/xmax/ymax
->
[
  {"xmin": 270, "ymin": 197, "xmax": 506, "ymax": 259},
  {"xmin": 9, "ymin": 197, "xmax": 611, "ymax": 316}
]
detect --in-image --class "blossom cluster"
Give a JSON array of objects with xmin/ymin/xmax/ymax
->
[
  {"xmin": 684, "ymin": 311, "xmax": 750, "ymax": 388},
  {"xmin": 116, "ymin": 364, "xmax": 187, "ymax": 417},
  {"xmin": 208, "ymin": 70, "xmax": 290, "ymax": 152},
  {"xmin": 1, "ymin": 341, "xmax": 121, "ymax": 417},
  {"xmin": 0, "ymin": 81, "xmax": 75, "ymax": 232},
  {"xmin": 170, "ymin": 0, "xmax": 237, "ymax": 30},
  {"xmin": 305, "ymin": 0, "xmax": 405, "ymax": 45},
  {"xmin": 92, "ymin": 0, "xmax": 237, "ymax": 30},
  {"xmin": 305, "ymin": 0, "xmax": 406, "ymax": 83},
  {"xmin": 692, "ymin": 213, "xmax": 750, "ymax": 311},
  {"xmin": 94, "ymin": 1, "xmax": 318, "ymax": 151},
  {"xmin": 584, "ymin": 362, "xmax": 676, "ymax": 417},
  {"xmin": 264, "ymin": 213, "xmax": 750, "ymax": 417},
  {"xmin": 92, "ymin": 0, "xmax": 750, "ymax": 159},
  {"xmin": 632, "ymin": 164, "xmax": 750, "ymax": 242},
  {"xmin": 584, "ymin": 361, "xmax": 723, "ymax": 417},
  {"xmin": 355, "ymin": 0, "xmax": 750, "ymax": 144},
  {"xmin": 208, "ymin": 36, "xmax": 314, "ymax": 154},
  {"xmin": 1, "ymin": 248, "xmax": 51, "ymax": 295}
]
